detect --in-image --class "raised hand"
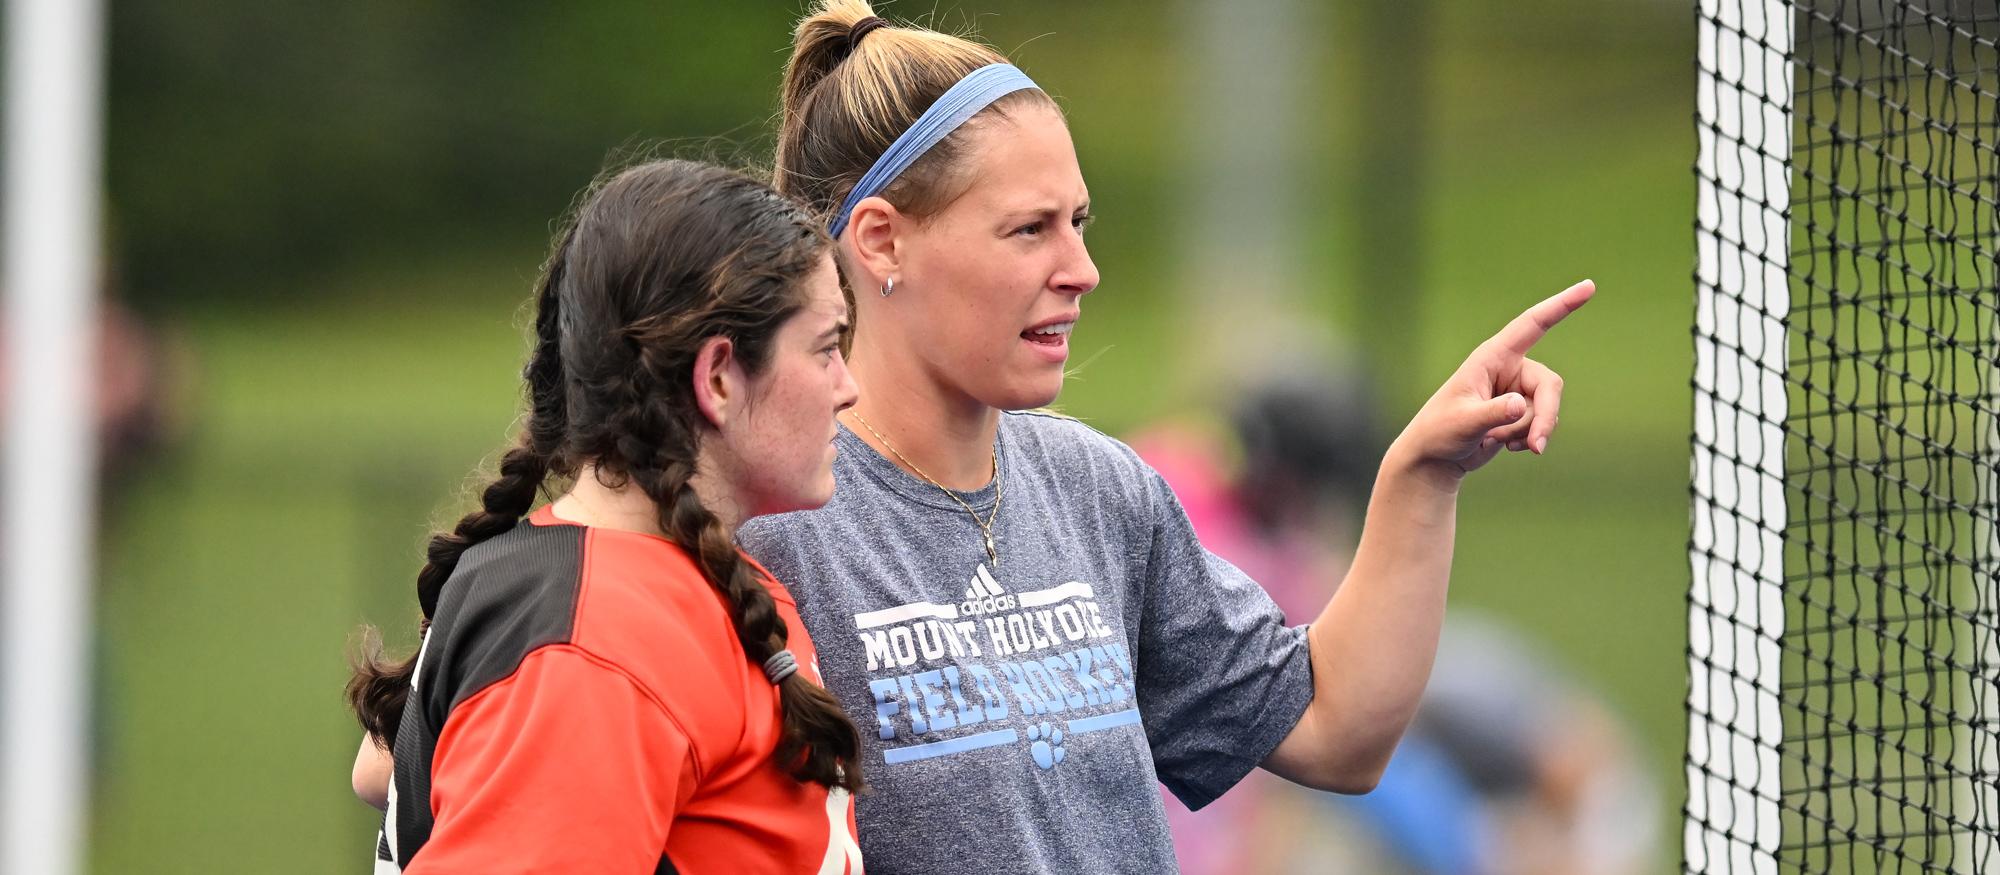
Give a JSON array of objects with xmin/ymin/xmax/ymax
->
[
  {"xmin": 1264, "ymin": 279, "xmax": 1594, "ymax": 794},
  {"xmin": 1397, "ymin": 280, "xmax": 1594, "ymax": 478}
]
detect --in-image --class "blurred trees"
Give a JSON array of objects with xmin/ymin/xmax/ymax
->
[{"xmin": 107, "ymin": 0, "xmax": 798, "ymax": 308}]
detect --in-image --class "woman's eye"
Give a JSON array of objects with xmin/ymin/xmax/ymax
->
[
  {"xmin": 1014, "ymin": 221, "xmax": 1043, "ymax": 237},
  {"xmin": 1073, "ymin": 214, "xmax": 1094, "ymax": 232}
]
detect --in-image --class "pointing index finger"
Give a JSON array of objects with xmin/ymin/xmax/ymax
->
[{"xmin": 1491, "ymin": 280, "xmax": 1596, "ymax": 356}]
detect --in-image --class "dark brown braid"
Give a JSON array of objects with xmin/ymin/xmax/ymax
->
[
  {"xmin": 347, "ymin": 160, "xmax": 863, "ymax": 791},
  {"xmin": 344, "ymin": 227, "xmax": 572, "ymax": 745}
]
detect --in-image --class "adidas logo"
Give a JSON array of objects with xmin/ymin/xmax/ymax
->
[
  {"xmin": 963, "ymin": 565, "xmax": 1005, "ymax": 601},
  {"xmin": 959, "ymin": 564, "xmax": 1016, "ymax": 616}
]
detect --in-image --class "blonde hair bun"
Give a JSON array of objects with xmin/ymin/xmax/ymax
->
[{"xmin": 775, "ymin": 0, "xmax": 1056, "ymax": 228}]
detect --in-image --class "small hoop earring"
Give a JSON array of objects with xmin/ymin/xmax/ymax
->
[{"xmin": 881, "ymin": 277, "xmax": 895, "ymax": 297}]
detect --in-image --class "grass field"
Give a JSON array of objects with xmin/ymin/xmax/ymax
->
[{"xmin": 88, "ymin": 2, "xmax": 1699, "ymax": 871}]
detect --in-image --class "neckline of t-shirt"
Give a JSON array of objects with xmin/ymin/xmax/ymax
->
[{"xmin": 836, "ymin": 421, "xmax": 1004, "ymax": 514}]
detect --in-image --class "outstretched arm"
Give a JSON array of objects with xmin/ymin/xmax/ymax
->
[{"xmin": 1260, "ymin": 280, "xmax": 1595, "ymax": 793}]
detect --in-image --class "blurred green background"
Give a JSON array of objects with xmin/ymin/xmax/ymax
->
[{"xmin": 91, "ymin": 0, "xmax": 1694, "ymax": 870}]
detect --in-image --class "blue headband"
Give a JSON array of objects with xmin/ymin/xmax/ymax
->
[{"xmin": 827, "ymin": 63, "xmax": 1041, "ymax": 238}]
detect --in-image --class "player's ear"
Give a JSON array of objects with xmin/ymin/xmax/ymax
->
[
  {"xmin": 844, "ymin": 196, "xmax": 905, "ymax": 289},
  {"xmin": 692, "ymin": 336, "xmax": 743, "ymax": 429}
]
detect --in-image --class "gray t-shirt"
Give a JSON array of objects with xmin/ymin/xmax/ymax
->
[{"xmin": 737, "ymin": 410, "xmax": 1315, "ymax": 875}]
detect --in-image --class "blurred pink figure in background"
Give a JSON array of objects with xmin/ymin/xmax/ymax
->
[{"xmin": 1129, "ymin": 370, "xmax": 1659, "ymax": 875}]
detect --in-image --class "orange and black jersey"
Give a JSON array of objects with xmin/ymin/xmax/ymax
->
[{"xmin": 378, "ymin": 505, "xmax": 861, "ymax": 875}]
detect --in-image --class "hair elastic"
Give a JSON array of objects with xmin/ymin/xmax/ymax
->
[
  {"xmin": 763, "ymin": 649, "xmax": 800, "ymax": 685},
  {"xmin": 845, "ymin": 16, "xmax": 888, "ymax": 51},
  {"xmin": 827, "ymin": 63, "xmax": 1041, "ymax": 238}
]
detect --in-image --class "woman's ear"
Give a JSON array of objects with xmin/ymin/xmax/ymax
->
[
  {"xmin": 845, "ymin": 195, "xmax": 904, "ymax": 288},
  {"xmin": 691, "ymin": 335, "xmax": 741, "ymax": 429}
]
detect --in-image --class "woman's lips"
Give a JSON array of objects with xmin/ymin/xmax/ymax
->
[
  {"xmin": 1021, "ymin": 320, "xmax": 1074, "ymax": 362},
  {"xmin": 1022, "ymin": 320, "xmax": 1074, "ymax": 346}
]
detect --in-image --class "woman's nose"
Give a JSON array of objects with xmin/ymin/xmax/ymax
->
[{"xmin": 1055, "ymin": 233, "xmax": 1099, "ymax": 296}]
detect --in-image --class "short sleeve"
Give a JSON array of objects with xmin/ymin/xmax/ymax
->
[
  {"xmin": 409, "ymin": 645, "xmax": 696, "ymax": 875},
  {"xmin": 1131, "ymin": 466, "xmax": 1315, "ymax": 811}
]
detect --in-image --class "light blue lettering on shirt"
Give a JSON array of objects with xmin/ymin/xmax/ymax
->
[
  {"xmin": 739, "ymin": 411, "xmax": 1313, "ymax": 875},
  {"xmin": 940, "ymin": 666, "xmax": 985, "ymax": 726},
  {"xmin": 867, "ymin": 677, "xmax": 900, "ymax": 740}
]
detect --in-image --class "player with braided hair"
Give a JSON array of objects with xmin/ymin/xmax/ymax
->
[{"xmin": 347, "ymin": 159, "xmax": 866, "ymax": 874}]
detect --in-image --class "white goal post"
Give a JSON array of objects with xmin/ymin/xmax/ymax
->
[
  {"xmin": 1687, "ymin": 2, "xmax": 1791, "ymax": 874},
  {"xmin": 2, "ymin": 0, "xmax": 105, "ymax": 872}
]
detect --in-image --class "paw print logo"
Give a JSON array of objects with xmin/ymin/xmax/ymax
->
[{"xmin": 1026, "ymin": 721, "xmax": 1065, "ymax": 770}]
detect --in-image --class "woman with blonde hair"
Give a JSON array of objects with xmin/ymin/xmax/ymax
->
[{"xmin": 735, "ymin": 3, "xmax": 1595, "ymax": 873}]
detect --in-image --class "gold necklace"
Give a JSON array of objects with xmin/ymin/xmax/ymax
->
[{"xmin": 847, "ymin": 410, "xmax": 1003, "ymax": 567}]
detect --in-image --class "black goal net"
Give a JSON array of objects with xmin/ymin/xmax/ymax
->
[{"xmin": 1690, "ymin": 2, "xmax": 2000, "ymax": 874}]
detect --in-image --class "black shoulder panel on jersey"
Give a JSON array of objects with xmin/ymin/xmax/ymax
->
[
  {"xmin": 421, "ymin": 520, "xmax": 588, "ymax": 718},
  {"xmin": 390, "ymin": 519, "xmax": 587, "ymax": 868}
]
